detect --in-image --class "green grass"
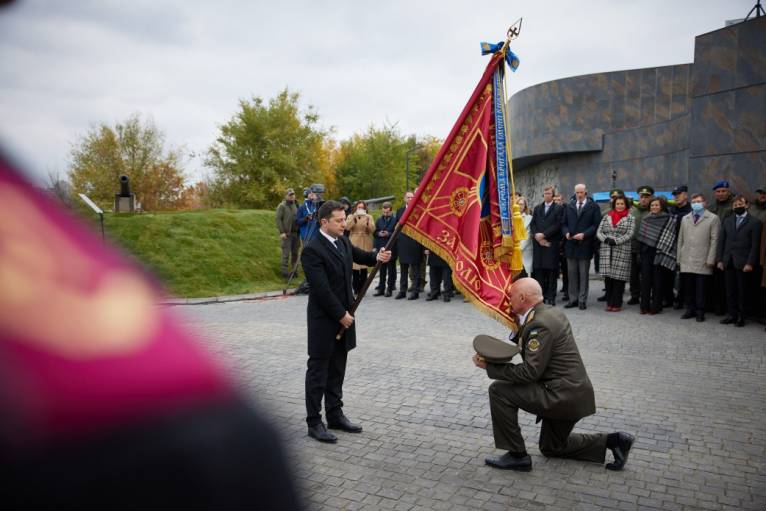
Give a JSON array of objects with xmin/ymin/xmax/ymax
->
[{"xmin": 104, "ymin": 209, "xmax": 296, "ymax": 298}]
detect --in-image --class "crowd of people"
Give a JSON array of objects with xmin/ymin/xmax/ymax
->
[{"xmin": 277, "ymin": 180, "xmax": 766, "ymax": 329}]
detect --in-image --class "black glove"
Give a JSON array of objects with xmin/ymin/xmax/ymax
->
[{"xmin": 606, "ymin": 238, "xmax": 617, "ymax": 246}]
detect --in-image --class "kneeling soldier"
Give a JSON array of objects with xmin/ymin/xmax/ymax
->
[{"xmin": 473, "ymin": 278, "xmax": 634, "ymax": 471}]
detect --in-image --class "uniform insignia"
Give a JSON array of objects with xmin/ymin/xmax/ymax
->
[
  {"xmin": 527, "ymin": 339, "xmax": 541, "ymax": 352},
  {"xmin": 529, "ymin": 329, "xmax": 539, "ymax": 337},
  {"xmin": 526, "ymin": 310, "xmax": 535, "ymax": 324}
]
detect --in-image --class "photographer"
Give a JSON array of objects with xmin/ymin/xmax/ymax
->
[{"xmin": 297, "ymin": 189, "xmax": 321, "ymax": 243}]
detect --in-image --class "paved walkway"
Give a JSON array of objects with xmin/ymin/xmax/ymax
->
[{"xmin": 178, "ymin": 284, "xmax": 766, "ymax": 511}]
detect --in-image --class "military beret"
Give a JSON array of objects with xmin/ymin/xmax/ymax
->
[
  {"xmin": 610, "ymin": 188, "xmax": 625, "ymax": 197},
  {"xmin": 672, "ymin": 185, "xmax": 688, "ymax": 195},
  {"xmin": 473, "ymin": 334, "xmax": 520, "ymax": 363},
  {"xmin": 712, "ymin": 180, "xmax": 730, "ymax": 190},
  {"xmin": 637, "ymin": 185, "xmax": 654, "ymax": 196}
]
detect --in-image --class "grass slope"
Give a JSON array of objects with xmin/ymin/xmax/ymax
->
[{"xmin": 105, "ymin": 209, "xmax": 294, "ymax": 298}]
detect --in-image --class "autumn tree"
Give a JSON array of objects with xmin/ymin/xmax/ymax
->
[
  {"xmin": 68, "ymin": 114, "xmax": 186, "ymax": 211},
  {"xmin": 205, "ymin": 89, "xmax": 328, "ymax": 209}
]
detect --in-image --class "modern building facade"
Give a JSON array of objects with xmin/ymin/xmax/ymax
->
[{"xmin": 509, "ymin": 15, "xmax": 766, "ymax": 204}]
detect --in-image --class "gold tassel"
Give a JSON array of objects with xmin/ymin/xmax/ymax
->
[{"xmin": 509, "ymin": 202, "xmax": 527, "ymax": 272}]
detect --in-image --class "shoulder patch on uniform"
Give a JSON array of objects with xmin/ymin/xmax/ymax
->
[
  {"xmin": 529, "ymin": 329, "xmax": 540, "ymax": 337},
  {"xmin": 527, "ymin": 339, "xmax": 541, "ymax": 352}
]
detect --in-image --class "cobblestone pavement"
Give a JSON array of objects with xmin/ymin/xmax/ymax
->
[{"xmin": 177, "ymin": 282, "xmax": 766, "ymax": 511}]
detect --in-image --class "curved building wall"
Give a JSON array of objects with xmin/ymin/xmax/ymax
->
[{"xmin": 509, "ymin": 15, "xmax": 766, "ymax": 205}]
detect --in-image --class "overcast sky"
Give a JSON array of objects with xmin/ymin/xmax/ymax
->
[{"xmin": 0, "ymin": 0, "xmax": 753, "ymax": 185}]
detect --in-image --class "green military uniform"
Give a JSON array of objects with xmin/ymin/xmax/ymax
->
[
  {"xmin": 710, "ymin": 195, "xmax": 734, "ymax": 223},
  {"xmin": 485, "ymin": 303, "xmax": 607, "ymax": 462}
]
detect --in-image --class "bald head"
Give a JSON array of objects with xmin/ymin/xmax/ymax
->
[
  {"xmin": 574, "ymin": 183, "xmax": 587, "ymax": 202},
  {"xmin": 509, "ymin": 278, "xmax": 544, "ymax": 316}
]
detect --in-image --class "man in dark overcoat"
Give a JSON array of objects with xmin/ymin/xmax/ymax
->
[
  {"xmin": 530, "ymin": 186, "xmax": 564, "ymax": 305},
  {"xmin": 395, "ymin": 191, "xmax": 423, "ymax": 300},
  {"xmin": 562, "ymin": 184, "xmax": 602, "ymax": 309},
  {"xmin": 373, "ymin": 201, "xmax": 398, "ymax": 297},
  {"xmin": 716, "ymin": 195, "xmax": 762, "ymax": 327},
  {"xmin": 301, "ymin": 201, "xmax": 391, "ymax": 443},
  {"xmin": 473, "ymin": 278, "xmax": 635, "ymax": 472}
]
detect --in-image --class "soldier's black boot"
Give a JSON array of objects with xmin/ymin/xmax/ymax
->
[{"xmin": 606, "ymin": 432, "xmax": 634, "ymax": 471}]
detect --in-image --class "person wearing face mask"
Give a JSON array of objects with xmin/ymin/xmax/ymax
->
[
  {"xmin": 676, "ymin": 194, "xmax": 720, "ymax": 322},
  {"xmin": 345, "ymin": 200, "xmax": 375, "ymax": 295},
  {"xmin": 472, "ymin": 278, "xmax": 635, "ymax": 472},
  {"xmin": 716, "ymin": 195, "xmax": 763, "ymax": 327},
  {"xmin": 636, "ymin": 197, "xmax": 677, "ymax": 315}
]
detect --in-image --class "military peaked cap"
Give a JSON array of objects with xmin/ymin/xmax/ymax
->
[{"xmin": 473, "ymin": 334, "xmax": 520, "ymax": 363}]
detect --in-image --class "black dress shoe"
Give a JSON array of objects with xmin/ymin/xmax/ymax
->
[
  {"xmin": 680, "ymin": 311, "xmax": 695, "ymax": 320},
  {"xmin": 673, "ymin": 301, "xmax": 683, "ymax": 310},
  {"xmin": 696, "ymin": 313, "xmax": 705, "ymax": 322},
  {"xmin": 606, "ymin": 432, "xmax": 634, "ymax": 471},
  {"xmin": 720, "ymin": 316, "xmax": 736, "ymax": 325},
  {"xmin": 327, "ymin": 415, "xmax": 363, "ymax": 433},
  {"xmin": 384, "ymin": 290, "xmax": 392, "ymax": 297},
  {"xmin": 308, "ymin": 423, "xmax": 337, "ymax": 443},
  {"xmin": 426, "ymin": 292, "xmax": 440, "ymax": 301},
  {"xmin": 579, "ymin": 303, "xmax": 587, "ymax": 310},
  {"xmin": 484, "ymin": 452, "xmax": 532, "ymax": 471},
  {"xmin": 395, "ymin": 292, "xmax": 407, "ymax": 300},
  {"xmin": 736, "ymin": 318, "xmax": 745, "ymax": 327},
  {"xmin": 443, "ymin": 294, "xmax": 451, "ymax": 303},
  {"xmin": 627, "ymin": 297, "xmax": 639, "ymax": 305},
  {"xmin": 407, "ymin": 293, "xmax": 419, "ymax": 300},
  {"xmin": 597, "ymin": 294, "xmax": 607, "ymax": 302},
  {"xmin": 562, "ymin": 294, "xmax": 570, "ymax": 302},
  {"xmin": 373, "ymin": 289, "xmax": 384, "ymax": 297},
  {"xmin": 564, "ymin": 302, "xmax": 579, "ymax": 309}
]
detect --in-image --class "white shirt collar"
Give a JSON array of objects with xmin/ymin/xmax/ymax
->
[
  {"xmin": 517, "ymin": 307, "xmax": 534, "ymax": 326},
  {"xmin": 319, "ymin": 229, "xmax": 338, "ymax": 245}
]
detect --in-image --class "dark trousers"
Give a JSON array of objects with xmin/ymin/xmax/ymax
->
[
  {"xmin": 400, "ymin": 263, "xmax": 420, "ymax": 294},
  {"xmin": 725, "ymin": 264, "xmax": 748, "ymax": 320},
  {"xmin": 533, "ymin": 269, "xmax": 558, "ymax": 304},
  {"xmin": 305, "ymin": 340, "xmax": 348, "ymax": 426},
  {"xmin": 712, "ymin": 267, "xmax": 727, "ymax": 315},
  {"xmin": 429, "ymin": 266, "xmax": 454, "ymax": 295},
  {"xmin": 376, "ymin": 258, "xmax": 397, "ymax": 291},
  {"xmin": 682, "ymin": 273, "xmax": 706, "ymax": 314},
  {"xmin": 488, "ymin": 381, "xmax": 607, "ymax": 462},
  {"xmin": 639, "ymin": 246, "xmax": 664, "ymax": 313},
  {"xmin": 662, "ymin": 268, "xmax": 676, "ymax": 306},
  {"xmin": 629, "ymin": 251, "xmax": 641, "ymax": 300},
  {"xmin": 560, "ymin": 253, "xmax": 569, "ymax": 294},
  {"xmin": 604, "ymin": 277, "xmax": 626, "ymax": 308},
  {"xmin": 352, "ymin": 269, "xmax": 368, "ymax": 294}
]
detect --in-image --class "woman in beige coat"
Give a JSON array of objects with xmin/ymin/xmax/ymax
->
[
  {"xmin": 676, "ymin": 193, "xmax": 720, "ymax": 322},
  {"xmin": 346, "ymin": 200, "xmax": 375, "ymax": 294}
]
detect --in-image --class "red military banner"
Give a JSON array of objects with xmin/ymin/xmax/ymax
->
[{"xmin": 398, "ymin": 52, "xmax": 520, "ymax": 330}]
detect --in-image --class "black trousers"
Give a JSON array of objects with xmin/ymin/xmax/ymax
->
[
  {"xmin": 399, "ymin": 262, "xmax": 420, "ymax": 294},
  {"xmin": 534, "ymin": 269, "xmax": 558, "ymax": 304},
  {"xmin": 429, "ymin": 266, "xmax": 454, "ymax": 295},
  {"xmin": 604, "ymin": 277, "xmax": 626, "ymax": 308},
  {"xmin": 725, "ymin": 264, "xmax": 748, "ymax": 320},
  {"xmin": 682, "ymin": 273, "xmax": 707, "ymax": 314},
  {"xmin": 662, "ymin": 268, "xmax": 676, "ymax": 306},
  {"xmin": 305, "ymin": 340, "xmax": 348, "ymax": 426},
  {"xmin": 639, "ymin": 246, "xmax": 664, "ymax": 313},
  {"xmin": 712, "ymin": 267, "xmax": 727, "ymax": 315},
  {"xmin": 376, "ymin": 258, "xmax": 397, "ymax": 291},
  {"xmin": 488, "ymin": 381, "xmax": 607, "ymax": 462},
  {"xmin": 352, "ymin": 269, "xmax": 368, "ymax": 294},
  {"xmin": 559, "ymin": 253, "xmax": 569, "ymax": 294},
  {"xmin": 629, "ymin": 251, "xmax": 641, "ymax": 300}
]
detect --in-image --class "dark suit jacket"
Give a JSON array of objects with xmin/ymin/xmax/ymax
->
[
  {"xmin": 395, "ymin": 205, "xmax": 422, "ymax": 264},
  {"xmin": 529, "ymin": 202, "xmax": 564, "ymax": 270},
  {"xmin": 561, "ymin": 199, "xmax": 601, "ymax": 260},
  {"xmin": 301, "ymin": 233, "xmax": 377, "ymax": 358},
  {"xmin": 486, "ymin": 303, "xmax": 596, "ymax": 421},
  {"xmin": 717, "ymin": 213, "xmax": 762, "ymax": 270}
]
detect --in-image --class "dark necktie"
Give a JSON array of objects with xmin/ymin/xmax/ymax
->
[
  {"xmin": 334, "ymin": 238, "xmax": 344, "ymax": 255},
  {"xmin": 693, "ymin": 214, "xmax": 700, "ymax": 224},
  {"xmin": 736, "ymin": 216, "xmax": 743, "ymax": 230}
]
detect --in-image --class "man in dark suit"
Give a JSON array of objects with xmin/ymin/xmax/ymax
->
[
  {"xmin": 530, "ymin": 185, "xmax": 564, "ymax": 305},
  {"xmin": 716, "ymin": 195, "xmax": 762, "ymax": 327},
  {"xmin": 301, "ymin": 200, "xmax": 392, "ymax": 443},
  {"xmin": 562, "ymin": 184, "xmax": 602, "ymax": 310},
  {"xmin": 473, "ymin": 278, "xmax": 634, "ymax": 472},
  {"xmin": 395, "ymin": 191, "xmax": 423, "ymax": 300}
]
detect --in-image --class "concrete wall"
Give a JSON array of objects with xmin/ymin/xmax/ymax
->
[{"xmin": 508, "ymin": 15, "xmax": 766, "ymax": 206}]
